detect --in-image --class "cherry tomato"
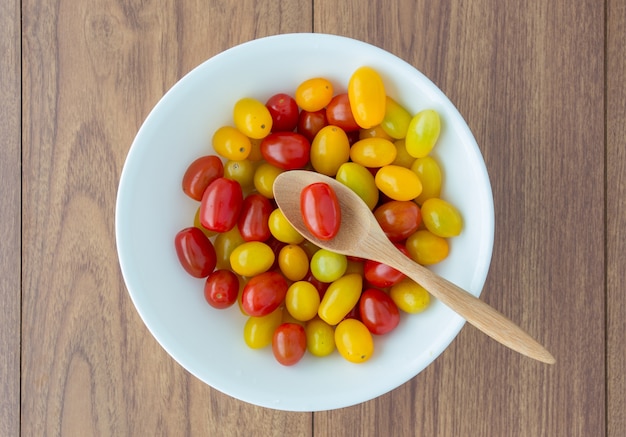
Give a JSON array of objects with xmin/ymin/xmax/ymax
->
[
  {"xmin": 182, "ymin": 155, "xmax": 224, "ymax": 201},
  {"xmin": 265, "ymin": 93, "xmax": 299, "ymax": 132},
  {"xmin": 318, "ymin": 273, "xmax": 362, "ymax": 325},
  {"xmin": 405, "ymin": 109, "xmax": 441, "ymax": 158},
  {"xmin": 253, "ymin": 162, "xmax": 283, "ymax": 198},
  {"xmin": 285, "ymin": 281, "xmax": 321, "ymax": 321},
  {"xmin": 359, "ymin": 288, "xmax": 400, "ymax": 335},
  {"xmin": 349, "ymin": 138, "xmax": 397, "ymax": 168},
  {"xmin": 243, "ymin": 306, "xmax": 283, "ymax": 349},
  {"xmin": 229, "ymin": 241, "xmax": 275, "ymax": 277},
  {"xmin": 212, "ymin": 126, "xmax": 252, "ymax": 161},
  {"xmin": 278, "ymin": 244, "xmax": 309, "ymax": 281},
  {"xmin": 411, "ymin": 156, "xmax": 442, "ymax": 204},
  {"xmin": 241, "ymin": 271, "xmax": 288, "ymax": 317},
  {"xmin": 325, "ymin": 93, "xmax": 360, "ymax": 131},
  {"xmin": 310, "ymin": 125, "xmax": 351, "ymax": 176},
  {"xmin": 300, "ymin": 182, "xmax": 341, "ymax": 241},
  {"xmin": 359, "ymin": 125, "xmax": 393, "ymax": 141},
  {"xmin": 295, "ymin": 77, "xmax": 334, "ymax": 112},
  {"xmin": 406, "ymin": 229, "xmax": 449, "ymax": 265},
  {"xmin": 389, "ymin": 278, "xmax": 431, "ymax": 313},
  {"xmin": 348, "ymin": 66, "xmax": 386, "ymax": 129},
  {"xmin": 233, "ymin": 97, "xmax": 273, "ymax": 139},
  {"xmin": 305, "ymin": 318, "xmax": 335, "ymax": 357},
  {"xmin": 364, "ymin": 243, "xmax": 409, "ymax": 288},
  {"xmin": 374, "ymin": 165, "xmax": 423, "ymax": 201},
  {"xmin": 224, "ymin": 159, "xmax": 256, "ymax": 189},
  {"xmin": 381, "ymin": 96, "xmax": 411, "ymax": 139},
  {"xmin": 334, "ymin": 318, "xmax": 374, "ymax": 363},
  {"xmin": 392, "ymin": 139, "xmax": 416, "ymax": 168},
  {"xmin": 268, "ymin": 208, "xmax": 305, "ymax": 244},
  {"xmin": 335, "ymin": 162, "xmax": 379, "ymax": 210},
  {"xmin": 238, "ymin": 193, "xmax": 272, "ymax": 242},
  {"xmin": 199, "ymin": 177, "xmax": 243, "ymax": 232},
  {"xmin": 421, "ymin": 198, "xmax": 463, "ymax": 237},
  {"xmin": 174, "ymin": 227, "xmax": 217, "ymax": 278},
  {"xmin": 204, "ymin": 269, "xmax": 239, "ymax": 309},
  {"xmin": 297, "ymin": 109, "xmax": 328, "ymax": 142},
  {"xmin": 374, "ymin": 200, "xmax": 422, "ymax": 241},
  {"xmin": 272, "ymin": 323, "xmax": 307, "ymax": 366},
  {"xmin": 194, "ymin": 206, "xmax": 216, "ymax": 239},
  {"xmin": 310, "ymin": 249, "xmax": 348, "ymax": 283},
  {"xmin": 214, "ymin": 225, "xmax": 244, "ymax": 270},
  {"xmin": 260, "ymin": 132, "xmax": 311, "ymax": 170}
]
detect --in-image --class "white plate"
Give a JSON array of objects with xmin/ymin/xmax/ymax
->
[{"xmin": 115, "ymin": 33, "xmax": 494, "ymax": 412}]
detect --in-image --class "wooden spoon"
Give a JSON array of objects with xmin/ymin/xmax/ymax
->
[{"xmin": 273, "ymin": 170, "xmax": 555, "ymax": 364}]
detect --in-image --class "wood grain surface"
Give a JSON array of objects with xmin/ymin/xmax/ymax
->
[{"xmin": 7, "ymin": 0, "xmax": 624, "ymax": 435}]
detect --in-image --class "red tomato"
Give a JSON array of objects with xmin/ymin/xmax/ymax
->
[
  {"xmin": 326, "ymin": 93, "xmax": 361, "ymax": 132},
  {"xmin": 297, "ymin": 109, "xmax": 328, "ymax": 142},
  {"xmin": 359, "ymin": 288, "xmax": 400, "ymax": 335},
  {"xmin": 238, "ymin": 193, "xmax": 273, "ymax": 242},
  {"xmin": 260, "ymin": 132, "xmax": 311, "ymax": 170},
  {"xmin": 300, "ymin": 182, "xmax": 342, "ymax": 241},
  {"xmin": 200, "ymin": 177, "xmax": 243, "ymax": 232},
  {"xmin": 174, "ymin": 227, "xmax": 217, "ymax": 278},
  {"xmin": 374, "ymin": 200, "xmax": 422, "ymax": 242},
  {"xmin": 364, "ymin": 243, "xmax": 409, "ymax": 287},
  {"xmin": 182, "ymin": 155, "xmax": 224, "ymax": 201},
  {"xmin": 272, "ymin": 323, "xmax": 307, "ymax": 366},
  {"xmin": 266, "ymin": 93, "xmax": 299, "ymax": 132},
  {"xmin": 241, "ymin": 271, "xmax": 288, "ymax": 316},
  {"xmin": 204, "ymin": 269, "xmax": 239, "ymax": 309}
]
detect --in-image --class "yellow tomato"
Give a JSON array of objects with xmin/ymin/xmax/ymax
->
[
  {"xmin": 278, "ymin": 244, "xmax": 309, "ymax": 281},
  {"xmin": 359, "ymin": 125, "xmax": 393, "ymax": 141},
  {"xmin": 306, "ymin": 318, "xmax": 336, "ymax": 357},
  {"xmin": 375, "ymin": 165, "xmax": 423, "ymax": 201},
  {"xmin": 295, "ymin": 77, "xmax": 334, "ymax": 112},
  {"xmin": 253, "ymin": 162, "xmax": 283, "ymax": 198},
  {"xmin": 318, "ymin": 273, "xmax": 362, "ymax": 325},
  {"xmin": 224, "ymin": 159, "xmax": 256, "ymax": 189},
  {"xmin": 335, "ymin": 162, "xmax": 379, "ymax": 210},
  {"xmin": 406, "ymin": 229, "xmax": 449, "ymax": 265},
  {"xmin": 229, "ymin": 241, "xmax": 275, "ymax": 277},
  {"xmin": 310, "ymin": 249, "xmax": 348, "ymax": 283},
  {"xmin": 310, "ymin": 125, "xmax": 351, "ymax": 176},
  {"xmin": 349, "ymin": 137, "xmax": 397, "ymax": 168},
  {"xmin": 348, "ymin": 66, "xmax": 386, "ymax": 129},
  {"xmin": 421, "ymin": 198, "xmax": 463, "ymax": 237},
  {"xmin": 335, "ymin": 318, "xmax": 374, "ymax": 363},
  {"xmin": 212, "ymin": 126, "xmax": 252, "ymax": 160},
  {"xmin": 381, "ymin": 96, "xmax": 411, "ymax": 139},
  {"xmin": 405, "ymin": 109, "xmax": 441, "ymax": 158},
  {"xmin": 285, "ymin": 281, "xmax": 321, "ymax": 322},
  {"xmin": 268, "ymin": 208, "xmax": 305, "ymax": 244},
  {"xmin": 214, "ymin": 226, "xmax": 245, "ymax": 270},
  {"xmin": 233, "ymin": 97, "xmax": 273, "ymax": 139},
  {"xmin": 411, "ymin": 156, "xmax": 442, "ymax": 204},
  {"xmin": 243, "ymin": 306, "xmax": 283, "ymax": 349},
  {"xmin": 389, "ymin": 278, "xmax": 431, "ymax": 313}
]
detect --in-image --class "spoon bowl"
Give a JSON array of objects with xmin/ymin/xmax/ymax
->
[{"xmin": 274, "ymin": 170, "xmax": 556, "ymax": 364}]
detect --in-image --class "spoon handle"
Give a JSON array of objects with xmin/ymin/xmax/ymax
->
[{"xmin": 386, "ymin": 249, "xmax": 556, "ymax": 364}]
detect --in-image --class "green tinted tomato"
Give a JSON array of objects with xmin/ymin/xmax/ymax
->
[
  {"xmin": 285, "ymin": 281, "xmax": 321, "ymax": 321},
  {"xmin": 272, "ymin": 323, "xmax": 307, "ymax": 366},
  {"xmin": 421, "ymin": 198, "xmax": 463, "ymax": 237},
  {"xmin": 278, "ymin": 244, "xmax": 309, "ymax": 281},
  {"xmin": 241, "ymin": 271, "xmax": 288, "ymax": 316},
  {"xmin": 381, "ymin": 97, "xmax": 411, "ymax": 139},
  {"xmin": 359, "ymin": 125, "xmax": 393, "ymax": 141},
  {"xmin": 253, "ymin": 162, "xmax": 283, "ymax": 198},
  {"xmin": 335, "ymin": 162, "xmax": 379, "ymax": 209},
  {"xmin": 392, "ymin": 139, "xmax": 416, "ymax": 168},
  {"xmin": 310, "ymin": 125, "xmax": 351, "ymax": 176},
  {"xmin": 182, "ymin": 155, "xmax": 224, "ymax": 201},
  {"xmin": 318, "ymin": 273, "xmax": 362, "ymax": 325},
  {"xmin": 268, "ymin": 208, "xmax": 305, "ymax": 244},
  {"xmin": 411, "ymin": 156, "xmax": 442, "ymax": 204},
  {"xmin": 348, "ymin": 66, "xmax": 386, "ymax": 129},
  {"xmin": 299, "ymin": 240, "xmax": 320, "ymax": 259},
  {"xmin": 310, "ymin": 249, "xmax": 348, "ymax": 283},
  {"xmin": 214, "ymin": 225, "xmax": 245, "ymax": 270},
  {"xmin": 224, "ymin": 159, "xmax": 256, "ymax": 189},
  {"xmin": 375, "ymin": 165, "xmax": 423, "ymax": 201},
  {"xmin": 334, "ymin": 318, "xmax": 374, "ymax": 363},
  {"xmin": 389, "ymin": 278, "xmax": 431, "ymax": 313},
  {"xmin": 174, "ymin": 227, "xmax": 217, "ymax": 278},
  {"xmin": 305, "ymin": 318, "xmax": 335, "ymax": 357},
  {"xmin": 229, "ymin": 241, "xmax": 275, "ymax": 277},
  {"xmin": 406, "ymin": 229, "xmax": 449, "ymax": 265},
  {"xmin": 405, "ymin": 109, "xmax": 441, "ymax": 158},
  {"xmin": 212, "ymin": 126, "xmax": 252, "ymax": 161},
  {"xmin": 194, "ymin": 206, "xmax": 216, "ymax": 239},
  {"xmin": 243, "ymin": 306, "xmax": 283, "ymax": 349},
  {"xmin": 233, "ymin": 97, "xmax": 273, "ymax": 139},
  {"xmin": 349, "ymin": 137, "xmax": 397, "ymax": 168},
  {"xmin": 295, "ymin": 77, "xmax": 334, "ymax": 112}
]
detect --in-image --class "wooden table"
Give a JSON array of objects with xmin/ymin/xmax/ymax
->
[{"xmin": 3, "ymin": 0, "xmax": 624, "ymax": 435}]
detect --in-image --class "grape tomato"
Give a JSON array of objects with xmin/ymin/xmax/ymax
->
[
  {"xmin": 300, "ymin": 182, "xmax": 341, "ymax": 241},
  {"xmin": 266, "ymin": 93, "xmax": 299, "ymax": 132},
  {"xmin": 174, "ymin": 227, "xmax": 217, "ymax": 278},
  {"xmin": 182, "ymin": 155, "xmax": 224, "ymax": 201}
]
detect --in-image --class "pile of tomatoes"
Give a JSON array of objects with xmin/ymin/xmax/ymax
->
[{"xmin": 174, "ymin": 67, "xmax": 463, "ymax": 366}]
